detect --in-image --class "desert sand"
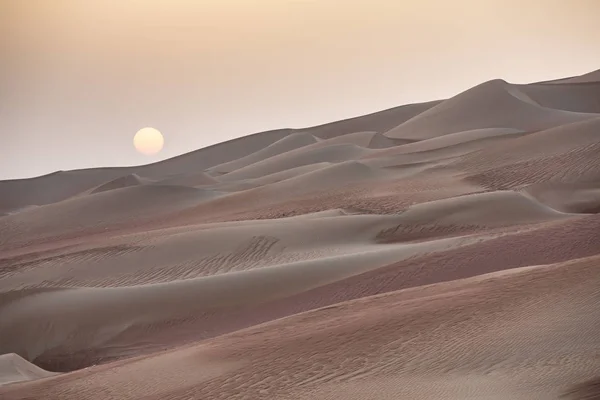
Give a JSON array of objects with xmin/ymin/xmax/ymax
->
[{"xmin": 1, "ymin": 69, "xmax": 599, "ymax": 399}]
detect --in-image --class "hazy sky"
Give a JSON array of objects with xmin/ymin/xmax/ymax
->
[{"xmin": 1, "ymin": 0, "xmax": 599, "ymax": 179}]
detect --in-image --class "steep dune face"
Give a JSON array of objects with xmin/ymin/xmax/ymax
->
[{"xmin": 1, "ymin": 70, "xmax": 600, "ymax": 398}]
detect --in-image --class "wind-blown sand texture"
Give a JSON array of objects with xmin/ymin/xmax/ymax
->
[{"xmin": 1, "ymin": 70, "xmax": 599, "ymax": 399}]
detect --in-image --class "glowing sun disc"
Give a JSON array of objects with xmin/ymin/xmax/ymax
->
[{"xmin": 134, "ymin": 127, "xmax": 164, "ymax": 155}]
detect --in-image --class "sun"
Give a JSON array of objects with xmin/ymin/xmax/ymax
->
[{"xmin": 133, "ymin": 127, "xmax": 164, "ymax": 155}]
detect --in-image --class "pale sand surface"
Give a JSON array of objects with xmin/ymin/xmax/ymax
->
[{"xmin": 1, "ymin": 70, "xmax": 599, "ymax": 398}]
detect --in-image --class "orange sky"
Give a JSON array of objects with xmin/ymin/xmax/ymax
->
[{"xmin": 1, "ymin": 0, "xmax": 600, "ymax": 179}]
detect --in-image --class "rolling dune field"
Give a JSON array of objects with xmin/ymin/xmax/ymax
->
[{"xmin": 1, "ymin": 70, "xmax": 599, "ymax": 399}]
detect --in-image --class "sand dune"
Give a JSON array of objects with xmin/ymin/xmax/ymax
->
[
  {"xmin": 363, "ymin": 127, "xmax": 528, "ymax": 167},
  {"xmin": 299, "ymin": 214, "xmax": 600, "ymax": 307},
  {"xmin": 1, "ymin": 211, "xmax": 494, "ymax": 293},
  {"xmin": 313, "ymin": 131, "xmax": 378, "ymax": 147},
  {"xmin": 517, "ymin": 81, "xmax": 600, "ymax": 113},
  {"xmin": 217, "ymin": 143, "xmax": 370, "ymax": 182},
  {"xmin": 152, "ymin": 171, "xmax": 218, "ymax": 187},
  {"xmin": 299, "ymin": 100, "xmax": 442, "ymax": 139},
  {"xmin": 258, "ymin": 161, "xmax": 381, "ymax": 196},
  {"xmin": 0, "ymin": 170, "xmax": 133, "ymax": 215},
  {"xmin": 391, "ymin": 190, "xmax": 572, "ymax": 227},
  {"xmin": 208, "ymin": 162, "xmax": 333, "ymax": 192},
  {"xmin": 457, "ymin": 117, "xmax": 600, "ymax": 190},
  {"xmin": 0, "ymin": 353, "xmax": 55, "ymax": 387},
  {"xmin": 365, "ymin": 132, "xmax": 402, "ymax": 148},
  {"xmin": 377, "ymin": 127, "xmax": 525, "ymax": 154},
  {"xmin": 0, "ymin": 239, "xmax": 445, "ymax": 367},
  {"xmin": 523, "ymin": 181, "xmax": 600, "ymax": 214},
  {"xmin": 384, "ymin": 79, "xmax": 595, "ymax": 140},
  {"xmin": 0, "ymin": 129, "xmax": 292, "ymax": 213},
  {"xmin": 88, "ymin": 174, "xmax": 148, "ymax": 194},
  {"xmin": 1, "ymin": 69, "xmax": 600, "ymax": 399},
  {"xmin": 0, "ymin": 215, "xmax": 496, "ymax": 371},
  {"xmin": 543, "ymin": 68, "xmax": 600, "ymax": 84},
  {"xmin": 0, "ymin": 100, "xmax": 441, "ymax": 213},
  {"xmin": 207, "ymin": 132, "xmax": 319, "ymax": 175},
  {"xmin": 2, "ymin": 256, "xmax": 598, "ymax": 399},
  {"xmin": 0, "ymin": 185, "xmax": 220, "ymax": 249},
  {"xmin": 462, "ymin": 117, "xmax": 600, "ymax": 165}
]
